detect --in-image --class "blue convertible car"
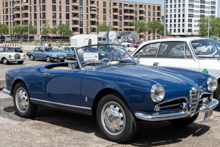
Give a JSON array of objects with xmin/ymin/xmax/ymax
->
[{"xmin": 3, "ymin": 44, "xmax": 219, "ymax": 142}]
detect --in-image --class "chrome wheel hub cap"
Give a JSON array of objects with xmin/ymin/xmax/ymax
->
[
  {"xmin": 16, "ymin": 88, "xmax": 29, "ymax": 113},
  {"xmin": 101, "ymin": 101, "xmax": 126, "ymax": 136},
  {"xmin": 47, "ymin": 57, "xmax": 50, "ymax": 62}
]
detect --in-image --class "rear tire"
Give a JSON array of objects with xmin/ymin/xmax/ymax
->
[
  {"xmin": 46, "ymin": 56, "xmax": 51, "ymax": 62},
  {"xmin": 29, "ymin": 55, "xmax": 34, "ymax": 60},
  {"xmin": 60, "ymin": 60, "xmax": 65, "ymax": 62},
  {"xmin": 96, "ymin": 93, "xmax": 136, "ymax": 143},
  {"xmin": 17, "ymin": 61, "xmax": 24, "ymax": 64},
  {"xmin": 169, "ymin": 113, "xmax": 199, "ymax": 126},
  {"xmin": 13, "ymin": 82, "xmax": 38, "ymax": 118}
]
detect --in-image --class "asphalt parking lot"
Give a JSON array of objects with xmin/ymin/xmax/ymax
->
[{"xmin": 1, "ymin": 59, "xmax": 220, "ymax": 146}]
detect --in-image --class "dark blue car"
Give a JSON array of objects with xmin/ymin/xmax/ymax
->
[{"xmin": 3, "ymin": 44, "xmax": 218, "ymax": 142}]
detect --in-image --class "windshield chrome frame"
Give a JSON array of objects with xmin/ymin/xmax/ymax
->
[{"xmin": 73, "ymin": 44, "xmax": 138, "ymax": 70}]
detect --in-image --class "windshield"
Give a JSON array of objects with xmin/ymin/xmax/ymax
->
[
  {"xmin": 76, "ymin": 44, "xmax": 137, "ymax": 68},
  {"xmin": 191, "ymin": 40, "xmax": 220, "ymax": 58},
  {"xmin": 14, "ymin": 48, "xmax": 22, "ymax": 53},
  {"xmin": 4, "ymin": 48, "xmax": 14, "ymax": 52},
  {"xmin": 45, "ymin": 47, "xmax": 54, "ymax": 52}
]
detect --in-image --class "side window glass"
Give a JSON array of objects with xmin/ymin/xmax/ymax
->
[
  {"xmin": 134, "ymin": 43, "xmax": 160, "ymax": 58},
  {"xmin": 39, "ymin": 48, "xmax": 44, "ymax": 52},
  {"xmin": 0, "ymin": 48, "xmax": 2, "ymax": 52},
  {"xmin": 158, "ymin": 42, "xmax": 185, "ymax": 58},
  {"xmin": 185, "ymin": 43, "xmax": 192, "ymax": 58},
  {"xmin": 64, "ymin": 47, "xmax": 70, "ymax": 51},
  {"xmin": 34, "ymin": 48, "xmax": 39, "ymax": 52}
]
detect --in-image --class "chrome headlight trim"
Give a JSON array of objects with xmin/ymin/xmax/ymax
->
[
  {"xmin": 151, "ymin": 84, "xmax": 165, "ymax": 103},
  {"xmin": 207, "ymin": 77, "xmax": 218, "ymax": 92}
]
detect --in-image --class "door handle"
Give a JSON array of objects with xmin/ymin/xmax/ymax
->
[
  {"xmin": 43, "ymin": 73, "xmax": 51, "ymax": 78},
  {"xmin": 153, "ymin": 62, "xmax": 159, "ymax": 66}
]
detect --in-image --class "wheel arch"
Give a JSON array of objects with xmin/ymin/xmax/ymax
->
[
  {"xmin": 92, "ymin": 88, "xmax": 131, "ymax": 117},
  {"xmin": 11, "ymin": 79, "xmax": 28, "ymax": 96}
]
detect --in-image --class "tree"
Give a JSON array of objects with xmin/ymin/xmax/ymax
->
[
  {"xmin": 129, "ymin": 20, "xmax": 147, "ymax": 40},
  {"xmin": 57, "ymin": 24, "xmax": 74, "ymax": 41},
  {"xmin": 0, "ymin": 24, "xmax": 9, "ymax": 36},
  {"xmin": 198, "ymin": 16, "xmax": 208, "ymax": 37},
  {"xmin": 51, "ymin": 27, "xmax": 58, "ymax": 34},
  {"xmin": 41, "ymin": 19, "xmax": 51, "ymax": 40},
  {"xmin": 13, "ymin": 25, "xmax": 27, "ymax": 40},
  {"xmin": 85, "ymin": 20, "xmax": 93, "ymax": 34},
  {"xmin": 97, "ymin": 23, "xmax": 114, "ymax": 32},
  {"xmin": 147, "ymin": 20, "xmax": 164, "ymax": 36}
]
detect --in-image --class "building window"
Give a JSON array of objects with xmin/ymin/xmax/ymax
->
[
  {"xmin": 42, "ymin": 13, "xmax": 46, "ymax": 19},
  {"xmin": 103, "ymin": 2, "xmax": 106, "ymax": 7},
  {"xmin": 66, "ymin": 0, "xmax": 69, "ymax": 4},
  {"xmin": 80, "ymin": 14, "xmax": 83, "ymax": 20},
  {"xmin": 103, "ymin": 15, "xmax": 106, "ymax": 21},
  {"xmin": 52, "ymin": 5, "xmax": 56, "ymax": 11},
  {"xmin": 80, "ymin": 21, "xmax": 83, "ymax": 27},
  {"xmin": 66, "ymin": 13, "xmax": 70, "ymax": 19},
  {"xmin": 59, "ymin": 6, "xmax": 61, "ymax": 11},
  {"xmin": 66, "ymin": 6, "xmax": 69, "ymax": 12},
  {"xmin": 42, "ymin": 5, "xmax": 46, "ymax": 11},
  {"xmin": 59, "ymin": 13, "xmax": 62, "ymax": 19},
  {"xmin": 53, "ymin": 20, "xmax": 56, "ymax": 26},
  {"xmin": 103, "ymin": 8, "xmax": 106, "ymax": 14},
  {"xmin": 34, "ymin": 0, "xmax": 37, "ymax": 4},
  {"xmin": 34, "ymin": 13, "xmax": 37, "ymax": 19},
  {"xmin": 52, "ymin": 0, "xmax": 56, "ymax": 4},
  {"xmin": 80, "ymin": 7, "xmax": 83, "ymax": 13},
  {"xmin": 42, "ymin": 0, "xmax": 45, "ymax": 3},
  {"xmin": 97, "ymin": 1, "xmax": 99, "ymax": 7},
  {"xmin": 52, "ymin": 13, "xmax": 56, "ymax": 19},
  {"xmin": 80, "ymin": 0, "xmax": 83, "ymax": 6},
  {"xmin": 119, "ymin": 3, "xmax": 122, "ymax": 8},
  {"xmin": 34, "ymin": 6, "xmax": 37, "ymax": 12},
  {"xmin": 80, "ymin": 28, "xmax": 83, "ymax": 34},
  {"xmin": 59, "ymin": 0, "xmax": 61, "ymax": 4}
]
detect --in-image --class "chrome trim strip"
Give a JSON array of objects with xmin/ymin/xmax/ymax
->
[
  {"xmin": 2, "ymin": 88, "xmax": 11, "ymax": 95},
  {"xmin": 135, "ymin": 111, "xmax": 190, "ymax": 121},
  {"xmin": 30, "ymin": 98, "xmax": 91, "ymax": 110}
]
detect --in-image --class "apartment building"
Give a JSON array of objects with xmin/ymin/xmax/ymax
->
[
  {"xmin": 0, "ymin": 0, "xmax": 161, "ymax": 41},
  {"xmin": 166, "ymin": 0, "xmax": 218, "ymax": 37}
]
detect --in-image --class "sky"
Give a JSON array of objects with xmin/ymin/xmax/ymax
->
[{"xmin": 120, "ymin": 0, "xmax": 220, "ymax": 17}]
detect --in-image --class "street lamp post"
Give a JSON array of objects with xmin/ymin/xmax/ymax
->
[
  {"xmin": 164, "ymin": 0, "xmax": 166, "ymax": 38},
  {"xmin": 208, "ymin": 0, "xmax": 210, "ymax": 39},
  {"xmin": 39, "ymin": 6, "xmax": 41, "ymax": 45}
]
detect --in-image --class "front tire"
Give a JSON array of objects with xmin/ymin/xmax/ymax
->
[
  {"xmin": 60, "ymin": 60, "xmax": 65, "ymax": 62},
  {"xmin": 2, "ymin": 58, "xmax": 8, "ymax": 65},
  {"xmin": 46, "ymin": 56, "xmax": 51, "ymax": 62},
  {"xmin": 13, "ymin": 82, "xmax": 38, "ymax": 118},
  {"xmin": 96, "ymin": 94, "xmax": 136, "ymax": 143},
  {"xmin": 215, "ymin": 84, "xmax": 220, "ymax": 108},
  {"xmin": 169, "ymin": 113, "xmax": 199, "ymax": 126}
]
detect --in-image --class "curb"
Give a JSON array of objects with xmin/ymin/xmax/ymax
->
[{"xmin": 0, "ymin": 79, "xmax": 6, "ymax": 90}]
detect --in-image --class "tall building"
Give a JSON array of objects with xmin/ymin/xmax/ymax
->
[
  {"xmin": 0, "ymin": 0, "xmax": 161, "ymax": 41},
  {"xmin": 165, "ymin": 0, "xmax": 218, "ymax": 37}
]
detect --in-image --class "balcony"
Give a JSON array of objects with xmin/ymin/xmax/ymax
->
[
  {"xmin": 72, "ymin": 24, "xmax": 79, "ymax": 27},
  {"xmin": 72, "ymin": 2, "xmax": 79, "ymax": 6},
  {"xmin": 22, "ymin": 2, "xmax": 29, "ymax": 6},
  {"xmin": 139, "ymin": 7, "xmax": 145, "ymax": 11},
  {"xmin": 14, "ymin": 17, "xmax": 21, "ymax": 21},
  {"xmin": 22, "ymin": 9, "xmax": 29, "ymax": 13},
  {"xmin": 14, "ymin": 3, "xmax": 21, "ymax": 7},
  {"xmin": 90, "ymin": 1, "xmax": 96, "ymax": 7}
]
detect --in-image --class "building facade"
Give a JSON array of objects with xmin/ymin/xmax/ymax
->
[
  {"xmin": 166, "ymin": 0, "xmax": 218, "ymax": 37},
  {"xmin": 0, "ymin": 0, "xmax": 161, "ymax": 41}
]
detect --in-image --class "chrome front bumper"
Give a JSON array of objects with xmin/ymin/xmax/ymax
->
[
  {"xmin": 135, "ymin": 99, "xmax": 219, "ymax": 121},
  {"xmin": 2, "ymin": 88, "xmax": 11, "ymax": 95},
  {"xmin": 8, "ymin": 58, "xmax": 26, "ymax": 62}
]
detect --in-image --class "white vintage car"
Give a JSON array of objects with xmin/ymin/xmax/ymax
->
[
  {"xmin": 0, "ymin": 46, "xmax": 26, "ymax": 64},
  {"xmin": 132, "ymin": 38, "xmax": 220, "ymax": 105}
]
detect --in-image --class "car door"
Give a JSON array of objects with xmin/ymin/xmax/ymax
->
[
  {"xmin": 42, "ymin": 67, "xmax": 85, "ymax": 106},
  {"xmin": 133, "ymin": 42, "xmax": 160, "ymax": 65},
  {"xmin": 32, "ymin": 47, "xmax": 41, "ymax": 59},
  {"xmin": 38, "ymin": 47, "xmax": 45, "ymax": 60},
  {"xmin": 154, "ymin": 41, "xmax": 200, "ymax": 71}
]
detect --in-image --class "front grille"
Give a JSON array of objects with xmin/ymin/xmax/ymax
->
[
  {"xmin": 14, "ymin": 54, "xmax": 20, "ymax": 59},
  {"xmin": 189, "ymin": 88, "xmax": 200, "ymax": 116}
]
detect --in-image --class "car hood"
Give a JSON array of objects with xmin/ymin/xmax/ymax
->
[{"xmin": 97, "ymin": 64, "xmax": 198, "ymax": 87}]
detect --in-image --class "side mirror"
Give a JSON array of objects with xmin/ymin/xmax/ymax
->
[{"xmin": 68, "ymin": 62, "xmax": 77, "ymax": 71}]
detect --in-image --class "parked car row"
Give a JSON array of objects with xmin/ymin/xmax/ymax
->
[{"xmin": 2, "ymin": 41, "xmax": 219, "ymax": 143}]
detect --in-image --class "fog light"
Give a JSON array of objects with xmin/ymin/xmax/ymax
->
[
  {"xmin": 154, "ymin": 105, "xmax": 160, "ymax": 112},
  {"xmin": 202, "ymin": 98, "xmax": 210, "ymax": 108}
]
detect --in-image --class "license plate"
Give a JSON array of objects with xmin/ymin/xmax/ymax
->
[
  {"xmin": 59, "ymin": 57, "xmax": 64, "ymax": 59},
  {"xmin": 204, "ymin": 109, "xmax": 213, "ymax": 120}
]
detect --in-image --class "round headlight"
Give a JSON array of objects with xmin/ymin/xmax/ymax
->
[
  {"xmin": 151, "ymin": 84, "xmax": 165, "ymax": 102},
  {"xmin": 207, "ymin": 77, "xmax": 218, "ymax": 92}
]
